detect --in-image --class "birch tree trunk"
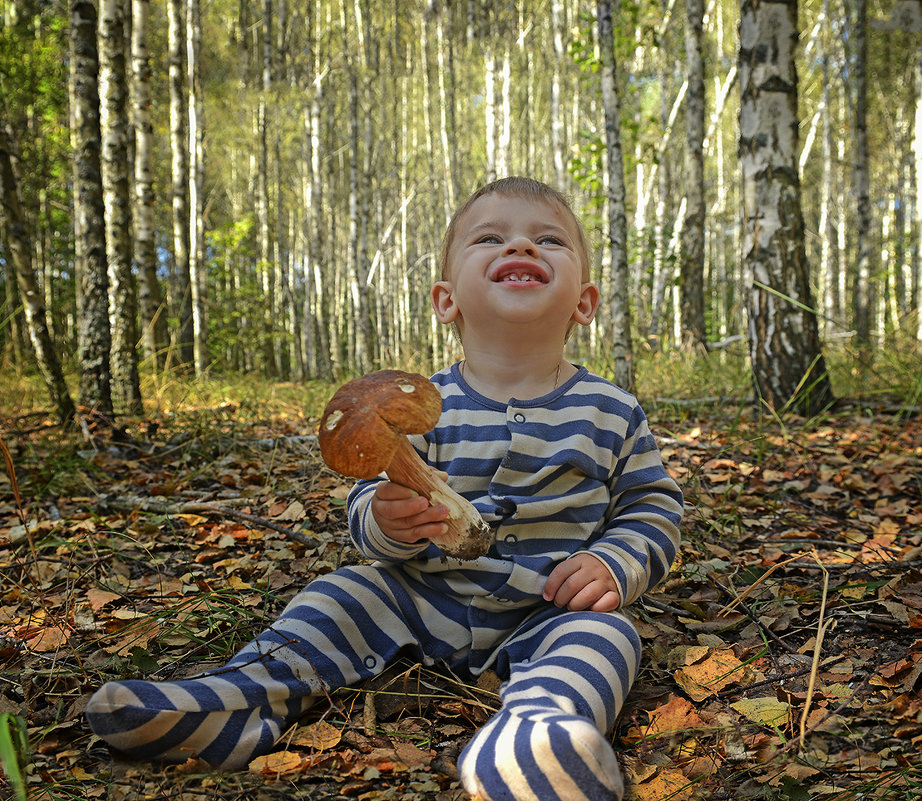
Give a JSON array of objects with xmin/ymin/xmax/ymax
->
[
  {"xmin": 131, "ymin": 0, "xmax": 169, "ymax": 372},
  {"xmin": 648, "ymin": 71, "xmax": 673, "ymax": 348},
  {"xmin": 257, "ymin": 0, "xmax": 275, "ymax": 375},
  {"xmin": 817, "ymin": 0, "xmax": 834, "ymax": 337},
  {"xmin": 852, "ymin": 0, "xmax": 874, "ymax": 347},
  {"xmin": 0, "ymin": 127, "xmax": 76, "ymax": 425},
  {"xmin": 70, "ymin": 0, "xmax": 112, "ymax": 415},
  {"xmin": 99, "ymin": 0, "xmax": 142, "ymax": 413},
  {"xmin": 597, "ymin": 0, "xmax": 633, "ymax": 391},
  {"xmin": 169, "ymin": 0, "xmax": 193, "ymax": 368},
  {"xmin": 681, "ymin": 0, "xmax": 707, "ymax": 350},
  {"xmin": 484, "ymin": 49, "xmax": 497, "ymax": 183},
  {"xmin": 738, "ymin": 0, "xmax": 834, "ymax": 415},
  {"xmin": 187, "ymin": 0, "xmax": 209, "ymax": 375},
  {"xmin": 435, "ymin": 7, "xmax": 456, "ymax": 218},
  {"xmin": 913, "ymin": 48, "xmax": 922, "ymax": 339},
  {"xmin": 550, "ymin": 0, "xmax": 566, "ymax": 189}
]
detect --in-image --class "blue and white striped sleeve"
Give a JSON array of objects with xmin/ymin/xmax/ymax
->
[{"xmin": 584, "ymin": 401, "xmax": 683, "ymax": 606}]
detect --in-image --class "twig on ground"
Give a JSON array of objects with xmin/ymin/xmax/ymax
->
[
  {"xmin": 718, "ymin": 551, "xmax": 810, "ymax": 617},
  {"xmin": 799, "ymin": 550, "xmax": 835, "ymax": 749},
  {"xmin": 95, "ymin": 493, "xmax": 317, "ymax": 547}
]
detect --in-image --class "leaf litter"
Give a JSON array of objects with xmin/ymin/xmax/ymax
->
[{"xmin": 0, "ymin": 401, "xmax": 921, "ymax": 800}]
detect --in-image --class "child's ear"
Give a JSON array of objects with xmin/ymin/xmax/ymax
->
[
  {"xmin": 572, "ymin": 282, "xmax": 600, "ymax": 326},
  {"xmin": 431, "ymin": 281, "xmax": 459, "ymax": 323}
]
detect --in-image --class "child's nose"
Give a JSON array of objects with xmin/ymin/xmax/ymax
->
[{"xmin": 504, "ymin": 236, "xmax": 538, "ymax": 256}]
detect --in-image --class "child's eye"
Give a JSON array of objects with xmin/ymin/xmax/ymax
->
[
  {"xmin": 475, "ymin": 234, "xmax": 502, "ymax": 244},
  {"xmin": 538, "ymin": 235, "xmax": 564, "ymax": 246}
]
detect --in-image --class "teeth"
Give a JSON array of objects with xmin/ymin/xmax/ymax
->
[{"xmin": 502, "ymin": 273, "xmax": 539, "ymax": 282}]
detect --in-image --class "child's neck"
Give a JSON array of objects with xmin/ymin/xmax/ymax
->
[{"xmin": 458, "ymin": 346, "xmax": 574, "ymax": 402}]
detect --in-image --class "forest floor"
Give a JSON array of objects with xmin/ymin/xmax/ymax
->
[{"xmin": 1, "ymin": 394, "xmax": 921, "ymax": 801}]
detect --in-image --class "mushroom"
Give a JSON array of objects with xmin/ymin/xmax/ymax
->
[{"xmin": 318, "ymin": 369, "xmax": 493, "ymax": 560}]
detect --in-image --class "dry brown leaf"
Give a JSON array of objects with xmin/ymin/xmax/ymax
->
[
  {"xmin": 248, "ymin": 750, "xmax": 306, "ymax": 775},
  {"xmin": 674, "ymin": 648, "xmax": 744, "ymax": 701},
  {"xmin": 85, "ymin": 589, "xmax": 122, "ymax": 611},
  {"xmin": 629, "ymin": 767, "xmax": 696, "ymax": 801},
  {"xmin": 291, "ymin": 719, "xmax": 343, "ymax": 752}
]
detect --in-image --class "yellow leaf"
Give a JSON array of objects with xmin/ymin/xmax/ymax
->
[
  {"xmin": 291, "ymin": 719, "xmax": 342, "ymax": 752},
  {"xmin": 674, "ymin": 649, "xmax": 744, "ymax": 701},
  {"xmin": 644, "ymin": 697, "xmax": 705, "ymax": 738},
  {"xmin": 630, "ymin": 767, "xmax": 695, "ymax": 801},
  {"xmin": 731, "ymin": 696, "xmax": 791, "ymax": 728},
  {"xmin": 248, "ymin": 750, "xmax": 305, "ymax": 775}
]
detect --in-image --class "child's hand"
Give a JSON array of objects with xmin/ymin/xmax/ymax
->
[
  {"xmin": 543, "ymin": 553, "xmax": 622, "ymax": 612},
  {"xmin": 371, "ymin": 480, "xmax": 449, "ymax": 544}
]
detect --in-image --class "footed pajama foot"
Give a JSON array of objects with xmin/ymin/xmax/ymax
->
[
  {"xmin": 458, "ymin": 704, "xmax": 624, "ymax": 801},
  {"xmin": 86, "ymin": 657, "xmax": 316, "ymax": 769}
]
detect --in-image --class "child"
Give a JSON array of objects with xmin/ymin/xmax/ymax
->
[{"xmin": 86, "ymin": 177, "xmax": 683, "ymax": 801}]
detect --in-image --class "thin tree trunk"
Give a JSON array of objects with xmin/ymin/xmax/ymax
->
[
  {"xmin": 257, "ymin": 0, "xmax": 275, "ymax": 375},
  {"xmin": 853, "ymin": 0, "xmax": 874, "ymax": 348},
  {"xmin": 498, "ymin": 47, "xmax": 511, "ymax": 178},
  {"xmin": 550, "ymin": 0, "xmax": 566, "ymax": 189},
  {"xmin": 70, "ymin": 0, "xmax": 112, "ymax": 416},
  {"xmin": 739, "ymin": 0, "xmax": 834, "ymax": 415},
  {"xmin": 681, "ymin": 0, "xmax": 707, "ymax": 351},
  {"xmin": 187, "ymin": 0, "xmax": 208, "ymax": 375},
  {"xmin": 596, "ymin": 0, "xmax": 633, "ymax": 391},
  {"xmin": 0, "ymin": 127, "xmax": 76, "ymax": 425},
  {"xmin": 169, "ymin": 0, "xmax": 193, "ymax": 368},
  {"xmin": 484, "ymin": 48, "xmax": 497, "ymax": 183},
  {"xmin": 914, "ymin": 49, "xmax": 922, "ymax": 340},
  {"xmin": 100, "ymin": 0, "xmax": 142, "ymax": 413},
  {"xmin": 648, "ymin": 69, "xmax": 673, "ymax": 349},
  {"xmin": 818, "ymin": 0, "xmax": 834, "ymax": 336},
  {"xmin": 435, "ymin": 7, "xmax": 456, "ymax": 218},
  {"xmin": 131, "ymin": 0, "xmax": 168, "ymax": 372}
]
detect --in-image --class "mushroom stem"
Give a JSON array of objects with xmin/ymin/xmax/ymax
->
[{"xmin": 385, "ymin": 437, "xmax": 493, "ymax": 559}]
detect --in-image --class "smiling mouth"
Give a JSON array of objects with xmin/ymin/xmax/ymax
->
[{"xmin": 493, "ymin": 265, "xmax": 548, "ymax": 283}]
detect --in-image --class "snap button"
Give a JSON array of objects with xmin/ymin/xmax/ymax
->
[
  {"xmin": 513, "ymin": 413, "xmax": 526, "ymax": 423},
  {"xmin": 364, "ymin": 655, "xmax": 377, "ymax": 669},
  {"xmin": 504, "ymin": 533, "xmax": 518, "ymax": 545}
]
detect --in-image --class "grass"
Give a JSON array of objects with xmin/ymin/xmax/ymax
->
[{"xmin": 2, "ymin": 333, "xmax": 920, "ymax": 425}]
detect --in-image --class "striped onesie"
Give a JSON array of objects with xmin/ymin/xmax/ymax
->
[{"xmin": 86, "ymin": 363, "xmax": 683, "ymax": 801}]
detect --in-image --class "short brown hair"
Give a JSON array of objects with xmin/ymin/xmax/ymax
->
[{"xmin": 438, "ymin": 176, "xmax": 591, "ymax": 282}]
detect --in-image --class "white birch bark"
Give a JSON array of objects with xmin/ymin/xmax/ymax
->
[
  {"xmin": 168, "ymin": 0, "xmax": 193, "ymax": 367},
  {"xmin": 550, "ymin": 0, "xmax": 566, "ymax": 188},
  {"xmin": 681, "ymin": 0, "xmax": 706, "ymax": 350},
  {"xmin": 484, "ymin": 50, "xmax": 497, "ymax": 183},
  {"xmin": 187, "ymin": 0, "xmax": 208, "ymax": 375},
  {"xmin": 131, "ymin": 0, "xmax": 168, "ymax": 371},
  {"xmin": 596, "ymin": 0, "xmax": 633, "ymax": 391},
  {"xmin": 739, "ymin": 0, "xmax": 834, "ymax": 414},
  {"xmin": 70, "ymin": 0, "xmax": 112, "ymax": 414},
  {"xmin": 914, "ymin": 50, "xmax": 922, "ymax": 339},
  {"xmin": 853, "ymin": 0, "xmax": 875, "ymax": 346},
  {"xmin": 100, "ymin": 0, "xmax": 142, "ymax": 412}
]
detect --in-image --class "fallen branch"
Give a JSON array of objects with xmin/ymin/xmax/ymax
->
[{"xmin": 95, "ymin": 493, "xmax": 317, "ymax": 547}]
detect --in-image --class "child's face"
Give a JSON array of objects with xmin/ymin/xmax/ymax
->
[{"xmin": 432, "ymin": 193, "xmax": 597, "ymax": 341}]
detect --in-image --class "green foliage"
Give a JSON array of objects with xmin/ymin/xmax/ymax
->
[{"xmin": 0, "ymin": 712, "xmax": 29, "ymax": 801}]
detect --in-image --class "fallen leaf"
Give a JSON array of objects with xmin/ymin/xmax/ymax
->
[
  {"xmin": 731, "ymin": 696, "xmax": 791, "ymax": 729},
  {"xmin": 674, "ymin": 649, "xmax": 745, "ymax": 701},
  {"xmin": 291, "ymin": 719, "xmax": 342, "ymax": 752},
  {"xmin": 85, "ymin": 589, "xmax": 122, "ymax": 611},
  {"xmin": 248, "ymin": 750, "xmax": 305, "ymax": 775}
]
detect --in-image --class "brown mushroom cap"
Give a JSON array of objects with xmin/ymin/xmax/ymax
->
[{"xmin": 318, "ymin": 370, "xmax": 442, "ymax": 479}]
